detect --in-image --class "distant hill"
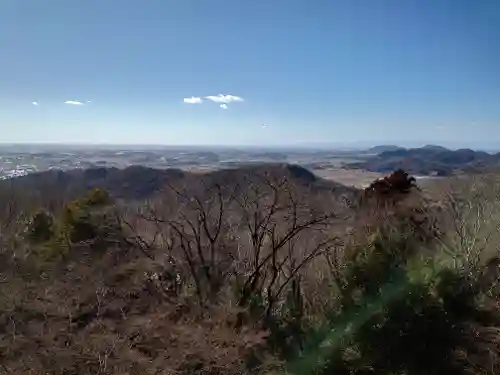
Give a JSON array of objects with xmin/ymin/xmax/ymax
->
[
  {"xmin": 0, "ymin": 166, "xmax": 186, "ymax": 201},
  {"xmin": 349, "ymin": 146, "xmax": 500, "ymax": 176},
  {"xmin": 366, "ymin": 145, "xmax": 404, "ymax": 154},
  {"xmin": 421, "ymin": 144, "xmax": 450, "ymax": 152},
  {"xmin": 1, "ymin": 163, "xmax": 358, "ymax": 203}
]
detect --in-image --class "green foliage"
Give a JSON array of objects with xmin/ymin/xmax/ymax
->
[
  {"xmin": 61, "ymin": 188, "xmax": 115, "ymax": 243},
  {"xmin": 36, "ymin": 231, "xmax": 71, "ymax": 262},
  {"xmin": 288, "ymin": 231, "xmax": 500, "ymax": 375},
  {"xmin": 78, "ymin": 187, "xmax": 112, "ymax": 207},
  {"xmin": 26, "ymin": 210, "xmax": 55, "ymax": 243},
  {"xmin": 281, "ymin": 176, "xmax": 500, "ymax": 375},
  {"xmin": 21, "ymin": 188, "xmax": 117, "ymax": 263},
  {"xmin": 266, "ymin": 278, "xmax": 307, "ymax": 360},
  {"xmin": 62, "ymin": 203, "xmax": 98, "ymax": 242},
  {"xmin": 22, "ymin": 210, "xmax": 71, "ymax": 263}
]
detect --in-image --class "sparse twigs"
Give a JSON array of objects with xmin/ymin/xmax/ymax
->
[
  {"xmin": 209, "ymin": 173, "xmax": 338, "ymax": 320},
  {"xmin": 95, "ymin": 286, "xmax": 109, "ymax": 319},
  {"xmin": 117, "ymin": 206, "xmax": 160, "ymax": 260},
  {"xmin": 441, "ymin": 174, "xmax": 500, "ymax": 269},
  {"xmin": 96, "ymin": 335, "xmax": 119, "ymax": 375},
  {"xmin": 0, "ymin": 192, "xmax": 23, "ymax": 253},
  {"xmin": 123, "ymin": 172, "xmax": 340, "ymax": 320}
]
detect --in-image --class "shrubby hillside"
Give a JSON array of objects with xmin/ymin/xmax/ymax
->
[{"xmin": 1, "ymin": 165, "xmax": 500, "ymax": 375}]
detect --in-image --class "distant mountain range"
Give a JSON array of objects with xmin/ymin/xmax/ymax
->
[
  {"xmin": 365, "ymin": 145, "xmax": 405, "ymax": 154},
  {"xmin": 349, "ymin": 145, "xmax": 500, "ymax": 176}
]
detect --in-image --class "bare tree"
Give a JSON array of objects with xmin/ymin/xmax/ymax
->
[
  {"xmin": 440, "ymin": 174, "xmax": 500, "ymax": 270},
  {"xmin": 122, "ymin": 171, "xmax": 341, "ymax": 317},
  {"xmin": 232, "ymin": 174, "xmax": 338, "ymax": 316}
]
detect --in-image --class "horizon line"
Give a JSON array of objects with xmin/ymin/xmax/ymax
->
[{"xmin": 0, "ymin": 141, "xmax": 498, "ymax": 152}]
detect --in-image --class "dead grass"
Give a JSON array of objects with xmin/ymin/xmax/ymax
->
[
  {"xmin": 2, "ymin": 167, "xmax": 500, "ymax": 374},
  {"xmin": 312, "ymin": 167, "xmax": 383, "ymax": 188}
]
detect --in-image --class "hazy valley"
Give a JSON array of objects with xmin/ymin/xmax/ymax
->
[{"xmin": 2, "ymin": 143, "xmax": 493, "ymax": 189}]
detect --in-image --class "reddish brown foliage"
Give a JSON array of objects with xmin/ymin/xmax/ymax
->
[{"xmin": 363, "ymin": 169, "xmax": 418, "ymax": 202}]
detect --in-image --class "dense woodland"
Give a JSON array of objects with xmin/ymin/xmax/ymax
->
[{"xmin": 1, "ymin": 164, "xmax": 500, "ymax": 375}]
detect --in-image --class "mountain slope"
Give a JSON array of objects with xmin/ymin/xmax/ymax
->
[
  {"xmin": 366, "ymin": 145, "xmax": 404, "ymax": 154},
  {"xmin": 0, "ymin": 164, "xmax": 359, "ymax": 204},
  {"xmin": 349, "ymin": 146, "xmax": 500, "ymax": 175}
]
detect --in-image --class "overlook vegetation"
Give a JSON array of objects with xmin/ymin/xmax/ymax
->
[{"xmin": 1, "ymin": 164, "xmax": 500, "ymax": 374}]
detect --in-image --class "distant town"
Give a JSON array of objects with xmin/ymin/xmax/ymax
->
[
  {"xmin": 0, "ymin": 144, "xmax": 367, "ymax": 180},
  {"xmin": 1, "ymin": 144, "xmax": 497, "ymax": 189}
]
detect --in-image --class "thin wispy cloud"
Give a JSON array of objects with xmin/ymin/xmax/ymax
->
[
  {"xmin": 204, "ymin": 94, "xmax": 244, "ymax": 103},
  {"xmin": 183, "ymin": 96, "xmax": 203, "ymax": 104},
  {"xmin": 183, "ymin": 94, "xmax": 244, "ymax": 108},
  {"xmin": 31, "ymin": 101, "xmax": 39, "ymax": 106},
  {"xmin": 64, "ymin": 100, "xmax": 85, "ymax": 105}
]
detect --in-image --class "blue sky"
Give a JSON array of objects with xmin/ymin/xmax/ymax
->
[{"xmin": 1, "ymin": 0, "xmax": 499, "ymax": 147}]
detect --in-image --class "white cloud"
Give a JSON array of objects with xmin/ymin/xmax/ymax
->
[
  {"xmin": 64, "ymin": 100, "xmax": 85, "ymax": 105},
  {"xmin": 183, "ymin": 96, "xmax": 203, "ymax": 104},
  {"xmin": 262, "ymin": 124, "xmax": 267, "ymax": 129},
  {"xmin": 183, "ymin": 94, "xmax": 244, "ymax": 107},
  {"xmin": 204, "ymin": 94, "xmax": 244, "ymax": 103},
  {"xmin": 31, "ymin": 101, "xmax": 39, "ymax": 106}
]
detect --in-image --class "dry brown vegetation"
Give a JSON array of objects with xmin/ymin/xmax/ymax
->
[
  {"xmin": 2, "ymin": 165, "xmax": 500, "ymax": 375},
  {"xmin": 312, "ymin": 168, "xmax": 383, "ymax": 189}
]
